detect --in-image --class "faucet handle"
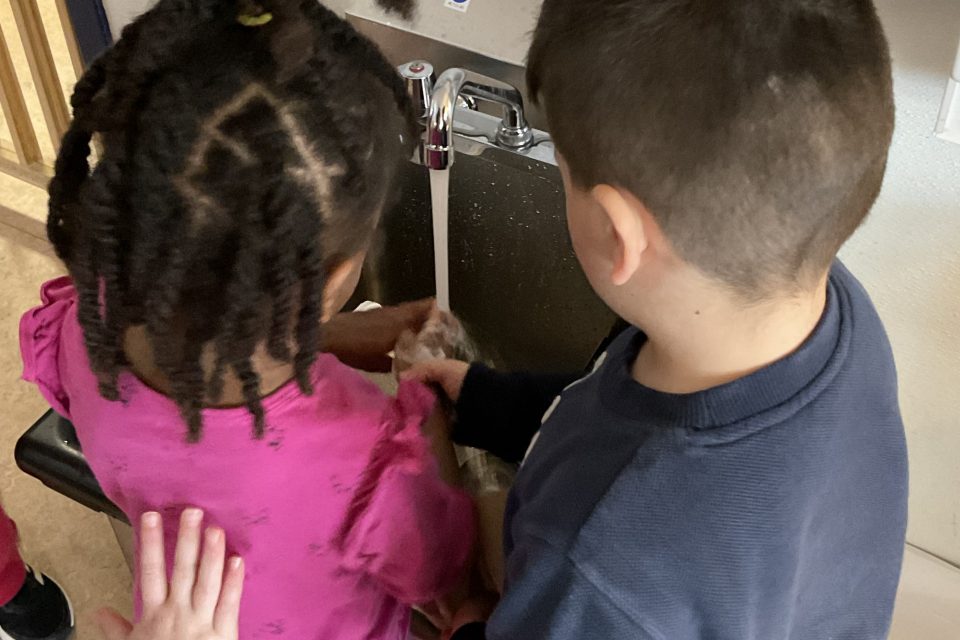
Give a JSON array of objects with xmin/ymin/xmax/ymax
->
[
  {"xmin": 398, "ymin": 60, "xmax": 435, "ymax": 121},
  {"xmin": 421, "ymin": 66, "xmax": 537, "ymax": 169},
  {"xmin": 487, "ymin": 88, "xmax": 533, "ymax": 149},
  {"xmin": 454, "ymin": 70, "xmax": 533, "ymax": 150}
]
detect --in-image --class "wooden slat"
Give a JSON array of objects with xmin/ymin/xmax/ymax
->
[
  {"xmin": 0, "ymin": 147, "xmax": 50, "ymax": 187},
  {"xmin": 0, "ymin": 26, "xmax": 42, "ymax": 165},
  {"xmin": 53, "ymin": 0, "xmax": 84, "ymax": 81},
  {"xmin": 9, "ymin": 0, "xmax": 71, "ymax": 155},
  {"xmin": 0, "ymin": 201, "xmax": 54, "ymax": 251}
]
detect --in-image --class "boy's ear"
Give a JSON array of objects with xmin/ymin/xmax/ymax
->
[{"xmin": 590, "ymin": 185, "xmax": 648, "ymax": 286}]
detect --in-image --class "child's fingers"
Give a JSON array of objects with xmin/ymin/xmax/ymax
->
[
  {"xmin": 138, "ymin": 512, "xmax": 167, "ymax": 610},
  {"xmin": 402, "ymin": 360, "xmax": 470, "ymax": 401},
  {"xmin": 399, "ymin": 297, "xmax": 437, "ymax": 332},
  {"xmin": 95, "ymin": 607, "xmax": 134, "ymax": 640},
  {"xmin": 170, "ymin": 507, "xmax": 204, "ymax": 604},
  {"xmin": 401, "ymin": 360, "xmax": 445, "ymax": 384},
  {"xmin": 213, "ymin": 556, "xmax": 245, "ymax": 638},
  {"xmin": 193, "ymin": 526, "xmax": 226, "ymax": 617}
]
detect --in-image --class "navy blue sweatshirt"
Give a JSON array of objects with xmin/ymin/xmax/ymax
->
[{"xmin": 451, "ymin": 263, "xmax": 908, "ymax": 639}]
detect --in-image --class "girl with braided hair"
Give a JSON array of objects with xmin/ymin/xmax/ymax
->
[{"xmin": 19, "ymin": 0, "xmax": 476, "ymax": 637}]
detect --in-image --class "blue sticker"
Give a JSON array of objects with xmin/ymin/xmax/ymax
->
[{"xmin": 444, "ymin": 0, "xmax": 471, "ymax": 12}]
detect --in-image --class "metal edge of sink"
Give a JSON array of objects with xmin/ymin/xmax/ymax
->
[
  {"xmin": 346, "ymin": 13, "xmax": 616, "ymax": 372},
  {"xmin": 349, "ymin": 134, "xmax": 615, "ymax": 371},
  {"xmin": 346, "ymin": 12, "xmax": 546, "ymax": 131}
]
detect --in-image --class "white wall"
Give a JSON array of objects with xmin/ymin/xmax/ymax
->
[
  {"xmin": 841, "ymin": 0, "xmax": 960, "ymax": 565},
  {"xmin": 345, "ymin": 0, "xmax": 538, "ymax": 66},
  {"xmin": 100, "ymin": 0, "xmax": 153, "ymax": 36}
]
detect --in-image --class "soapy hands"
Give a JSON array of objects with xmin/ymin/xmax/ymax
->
[
  {"xmin": 388, "ymin": 304, "xmax": 471, "ymax": 399},
  {"xmin": 96, "ymin": 509, "xmax": 244, "ymax": 640},
  {"xmin": 322, "ymin": 297, "xmax": 473, "ymax": 396},
  {"xmin": 393, "ymin": 306, "xmax": 468, "ymax": 373}
]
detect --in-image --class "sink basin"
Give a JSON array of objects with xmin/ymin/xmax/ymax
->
[
  {"xmin": 345, "ymin": 10, "xmax": 616, "ymax": 372},
  {"xmin": 351, "ymin": 144, "xmax": 615, "ymax": 372}
]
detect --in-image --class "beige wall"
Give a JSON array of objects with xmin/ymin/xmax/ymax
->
[
  {"xmin": 324, "ymin": 0, "xmax": 347, "ymax": 14},
  {"xmin": 842, "ymin": 0, "xmax": 960, "ymax": 565}
]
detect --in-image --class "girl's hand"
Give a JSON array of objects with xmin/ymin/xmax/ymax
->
[
  {"xmin": 323, "ymin": 298, "xmax": 437, "ymax": 372},
  {"xmin": 96, "ymin": 509, "xmax": 244, "ymax": 640}
]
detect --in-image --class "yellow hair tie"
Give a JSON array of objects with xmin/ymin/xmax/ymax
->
[{"xmin": 237, "ymin": 11, "xmax": 272, "ymax": 27}]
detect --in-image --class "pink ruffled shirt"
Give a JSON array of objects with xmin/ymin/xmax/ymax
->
[{"xmin": 20, "ymin": 277, "xmax": 475, "ymax": 640}]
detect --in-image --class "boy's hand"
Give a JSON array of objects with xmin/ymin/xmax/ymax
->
[
  {"xmin": 402, "ymin": 359, "xmax": 471, "ymax": 403},
  {"xmin": 96, "ymin": 509, "xmax": 244, "ymax": 640},
  {"xmin": 323, "ymin": 298, "xmax": 436, "ymax": 372}
]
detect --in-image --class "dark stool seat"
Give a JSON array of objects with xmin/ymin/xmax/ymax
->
[{"xmin": 15, "ymin": 409, "xmax": 126, "ymax": 523}]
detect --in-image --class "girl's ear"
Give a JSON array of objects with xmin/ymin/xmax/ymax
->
[
  {"xmin": 589, "ymin": 185, "xmax": 649, "ymax": 286},
  {"xmin": 321, "ymin": 253, "xmax": 365, "ymax": 320}
]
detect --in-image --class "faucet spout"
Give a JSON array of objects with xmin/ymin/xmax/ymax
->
[
  {"xmin": 424, "ymin": 67, "xmax": 533, "ymax": 170},
  {"xmin": 424, "ymin": 68, "xmax": 465, "ymax": 170}
]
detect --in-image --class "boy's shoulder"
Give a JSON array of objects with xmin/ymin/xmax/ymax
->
[
  {"xmin": 830, "ymin": 259, "xmax": 885, "ymax": 325},
  {"xmin": 505, "ymin": 261, "xmax": 906, "ymax": 639},
  {"xmin": 827, "ymin": 260, "xmax": 898, "ymax": 388},
  {"xmin": 512, "ymin": 259, "xmax": 902, "ymax": 547}
]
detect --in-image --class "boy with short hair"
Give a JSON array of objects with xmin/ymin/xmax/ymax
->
[{"xmin": 411, "ymin": 0, "xmax": 908, "ymax": 638}]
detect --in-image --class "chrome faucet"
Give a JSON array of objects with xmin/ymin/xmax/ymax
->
[{"xmin": 399, "ymin": 61, "xmax": 534, "ymax": 170}]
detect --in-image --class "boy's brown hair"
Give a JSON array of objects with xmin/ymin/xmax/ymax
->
[{"xmin": 528, "ymin": 0, "xmax": 894, "ymax": 296}]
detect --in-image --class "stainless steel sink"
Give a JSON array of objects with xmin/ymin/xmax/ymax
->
[
  {"xmin": 347, "ymin": 13, "xmax": 615, "ymax": 372},
  {"xmin": 351, "ymin": 143, "xmax": 615, "ymax": 372}
]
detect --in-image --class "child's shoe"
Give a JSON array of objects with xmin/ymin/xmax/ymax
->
[{"xmin": 0, "ymin": 566, "xmax": 74, "ymax": 640}]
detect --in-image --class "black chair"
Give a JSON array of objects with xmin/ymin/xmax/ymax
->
[{"xmin": 16, "ymin": 410, "xmax": 125, "ymax": 522}]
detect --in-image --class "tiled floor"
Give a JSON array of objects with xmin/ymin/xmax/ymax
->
[
  {"xmin": 890, "ymin": 546, "xmax": 960, "ymax": 640},
  {"xmin": 0, "ymin": 221, "xmax": 131, "ymax": 639}
]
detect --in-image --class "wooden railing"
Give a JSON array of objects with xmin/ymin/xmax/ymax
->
[{"xmin": 0, "ymin": 0, "xmax": 82, "ymax": 188}]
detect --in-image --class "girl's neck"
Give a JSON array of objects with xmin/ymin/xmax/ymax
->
[{"xmin": 123, "ymin": 326, "xmax": 297, "ymax": 406}]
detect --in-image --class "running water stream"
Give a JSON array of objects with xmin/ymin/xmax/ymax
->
[{"xmin": 429, "ymin": 168, "xmax": 451, "ymax": 312}]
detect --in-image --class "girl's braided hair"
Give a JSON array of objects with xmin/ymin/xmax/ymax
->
[{"xmin": 48, "ymin": 0, "xmax": 418, "ymax": 441}]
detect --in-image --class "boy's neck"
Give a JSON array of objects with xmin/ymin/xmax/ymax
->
[{"xmin": 629, "ymin": 274, "xmax": 829, "ymax": 395}]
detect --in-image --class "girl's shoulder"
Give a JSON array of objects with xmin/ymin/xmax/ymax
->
[{"xmin": 20, "ymin": 277, "xmax": 87, "ymax": 417}]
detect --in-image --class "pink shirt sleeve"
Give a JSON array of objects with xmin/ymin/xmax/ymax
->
[
  {"xmin": 336, "ymin": 381, "xmax": 476, "ymax": 605},
  {"xmin": 20, "ymin": 276, "xmax": 77, "ymax": 419}
]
